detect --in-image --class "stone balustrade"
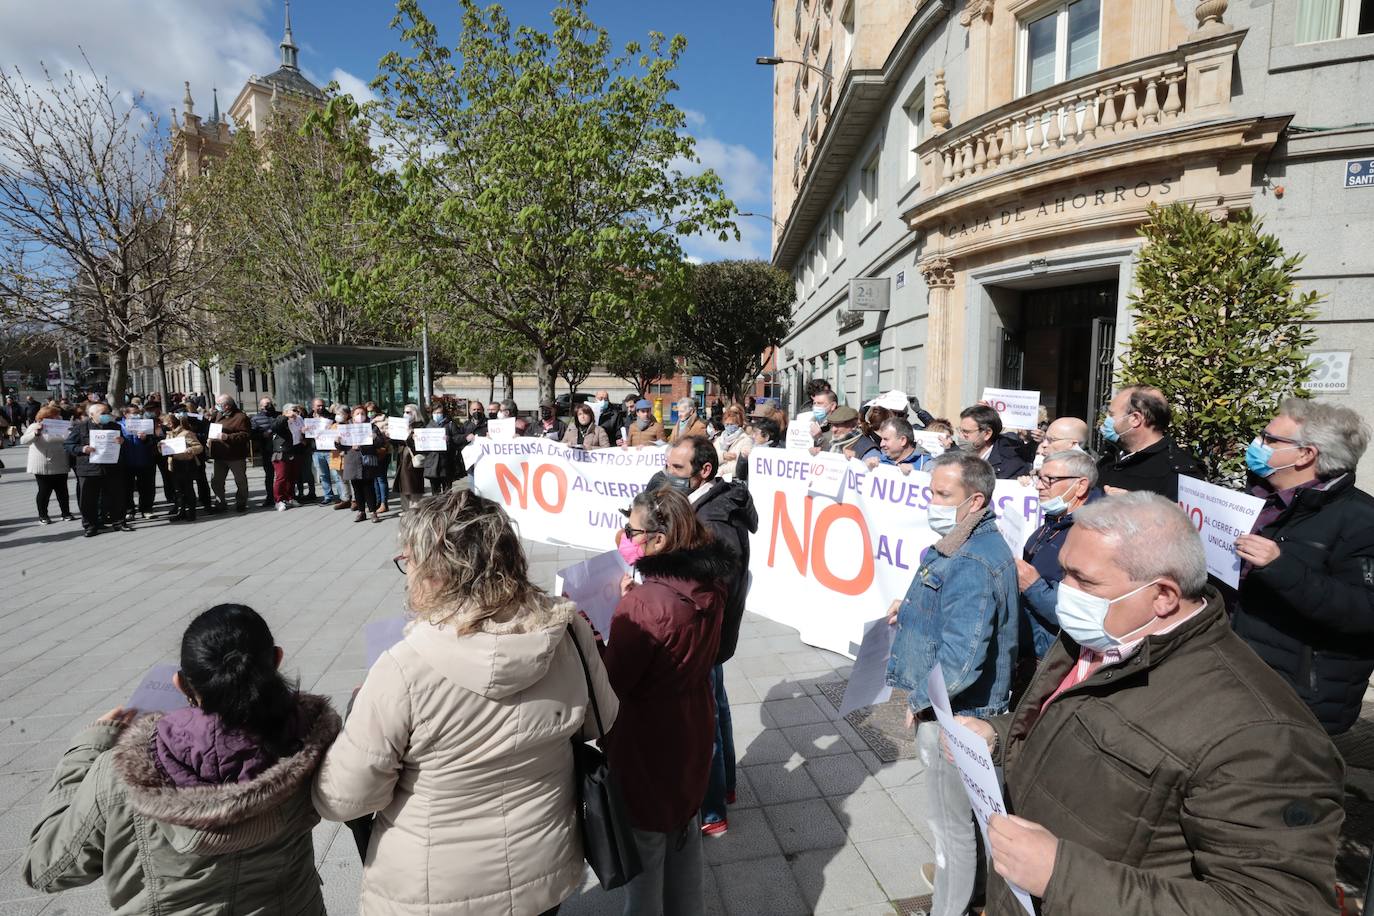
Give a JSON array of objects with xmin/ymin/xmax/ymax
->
[{"xmin": 920, "ymin": 31, "xmax": 1243, "ymax": 193}]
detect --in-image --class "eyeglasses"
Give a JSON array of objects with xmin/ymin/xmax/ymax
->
[
  {"xmin": 1258, "ymin": 430, "xmax": 1304, "ymax": 448},
  {"xmin": 1031, "ymin": 474, "xmax": 1082, "ymax": 488},
  {"xmin": 622, "ymin": 524, "xmax": 661, "ymax": 540},
  {"xmin": 393, "ymin": 554, "xmax": 409, "ymax": 574}
]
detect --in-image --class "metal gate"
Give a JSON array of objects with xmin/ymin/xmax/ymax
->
[
  {"xmin": 1086, "ymin": 316, "xmax": 1117, "ymax": 450},
  {"xmin": 999, "ymin": 328, "xmax": 1024, "ymax": 390}
]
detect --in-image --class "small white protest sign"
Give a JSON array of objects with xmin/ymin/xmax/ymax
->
[
  {"xmin": 837, "ymin": 617, "xmax": 895, "ymax": 717},
  {"xmin": 806, "ymin": 451, "xmax": 850, "ymax": 502},
  {"xmin": 487, "ymin": 417, "xmax": 516, "ymax": 439},
  {"xmin": 314, "ymin": 431, "xmax": 338, "ymax": 451},
  {"xmin": 301, "ymin": 417, "xmax": 329, "ymax": 437},
  {"xmin": 208, "ymin": 422, "xmax": 224, "ymax": 441},
  {"xmin": 127, "ymin": 663, "xmax": 190, "ymax": 714},
  {"xmin": 89, "ymin": 429, "xmax": 121, "ymax": 464},
  {"xmin": 1176, "ymin": 475, "xmax": 1265, "ymax": 588},
  {"xmin": 41, "ymin": 418, "xmax": 71, "ymax": 438},
  {"xmin": 159, "ymin": 436, "xmax": 188, "ymax": 456},
  {"xmin": 412, "ymin": 427, "xmax": 448, "ymax": 452},
  {"xmin": 928, "ymin": 663, "xmax": 1035, "ymax": 916},
  {"xmin": 557, "ymin": 549, "xmax": 630, "ymax": 638},
  {"xmin": 786, "ymin": 414, "xmax": 815, "ymax": 451},
  {"xmin": 125, "ymin": 418, "xmax": 154, "ymax": 435},
  {"xmin": 386, "ymin": 416, "xmax": 411, "ymax": 441},
  {"xmin": 339, "ymin": 423, "xmax": 374, "ymax": 446},
  {"xmin": 980, "ymin": 387, "xmax": 1041, "ymax": 430}
]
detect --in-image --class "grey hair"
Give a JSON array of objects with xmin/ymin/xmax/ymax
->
[
  {"xmin": 282, "ymin": 402, "xmax": 301, "ymax": 414},
  {"xmin": 1074, "ymin": 492, "xmax": 1208, "ymax": 599},
  {"xmin": 404, "ymin": 403, "xmax": 420, "ymax": 415},
  {"xmin": 1042, "ymin": 449, "xmax": 1099, "ymax": 488},
  {"xmin": 1278, "ymin": 398, "xmax": 1370, "ymax": 478},
  {"xmin": 397, "ymin": 489, "xmax": 539, "ymax": 632},
  {"xmin": 931, "ymin": 451, "xmax": 995, "ymax": 504}
]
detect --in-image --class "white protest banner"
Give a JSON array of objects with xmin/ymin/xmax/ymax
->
[
  {"xmin": 89, "ymin": 429, "xmax": 121, "ymax": 464},
  {"xmin": 41, "ymin": 418, "xmax": 71, "ymax": 438},
  {"xmin": 556, "ymin": 548, "xmax": 630, "ymax": 637},
  {"xmin": 806, "ymin": 451, "xmax": 849, "ymax": 502},
  {"xmin": 386, "ymin": 416, "xmax": 411, "ymax": 441},
  {"xmin": 208, "ymin": 422, "xmax": 224, "ymax": 441},
  {"xmin": 980, "ymin": 387, "xmax": 1041, "ymax": 430},
  {"xmin": 338, "ymin": 423, "xmax": 374, "ymax": 446},
  {"xmin": 487, "ymin": 417, "xmax": 516, "ymax": 439},
  {"xmin": 365, "ymin": 617, "xmax": 408, "ymax": 668},
  {"xmin": 838, "ymin": 617, "xmax": 895, "ymax": 717},
  {"xmin": 412, "ymin": 427, "xmax": 448, "ymax": 452},
  {"xmin": 301, "ymin": 417, "xmax": 329, "ymax": 437},
  {"xmin": 912, "ymin": 431, "xmax": 946, "ymax": 457},
  {"xmin": 786, "ymin": 414, "xmax": 815, "ymax": 451},
  {"xmin": 314, "ymin": 431, "xmax": 338, "ymax": 451},
  {"xmin": 1177, "ymin": 475, "xmax": 1264, "ymax": 588},
  {"xmin": 127, "ymin": 663, "xmax": 189, "ymax": 714},
  {"xmin": 745, "ymin": 447, "xmax": 1041, "ymax": 657},
  {"xmin": 928, "ymin": 664, "xmax": 1035, "ymax": 916},
  {"xmin": 467, "ymin": 437, "xmax": 668, "ymax": 550},
  {"xmin": 125, "ymin": 417, "xmax": 154, "ymax": 435},
  {"xmin": 159, "ymin": 436, "xmax": 188, "ymax": 456}
]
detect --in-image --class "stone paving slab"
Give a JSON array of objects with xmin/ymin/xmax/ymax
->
[{"xmin": 0, "ymin": 445, "xmax": 933, "ymax": 915}]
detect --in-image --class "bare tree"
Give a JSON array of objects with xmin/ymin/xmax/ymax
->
[{"xmin": 0, "ymin": 62, "xmax": 210, "ymax": 407}]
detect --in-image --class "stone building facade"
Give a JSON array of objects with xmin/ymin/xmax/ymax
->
[
  {"xmin": 770, "ymin": 0, "xmax": 1373, "ymax": 470},
  {"xmin": 127, "ymin": 3, "xmax": 326, "ymax": 405}
]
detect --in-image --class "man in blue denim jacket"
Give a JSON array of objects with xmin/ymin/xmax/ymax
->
[{"xmin": 886, "ymin": 450, "xmax": 1019, "ymax": 916}]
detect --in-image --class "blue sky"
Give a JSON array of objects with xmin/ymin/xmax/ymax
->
[{"xmin": 0, "ymin": 0, "xmax": 778, "ymax": 261}]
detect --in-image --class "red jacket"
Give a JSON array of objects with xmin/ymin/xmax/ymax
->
[{"xmin": 601, "ymin": 540, "xmax": 733, "ymax": 833}]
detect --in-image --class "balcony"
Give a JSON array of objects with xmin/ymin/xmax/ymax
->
[{"xmin": 917, "ymin": 30, "xmax": 1245, "ymax": 195}]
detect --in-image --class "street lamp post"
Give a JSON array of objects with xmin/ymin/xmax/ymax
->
[{"xmin": 755, "ymin": 56, "xmax": 833, "ymax": 87}]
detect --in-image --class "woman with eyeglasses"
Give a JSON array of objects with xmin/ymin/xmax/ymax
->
[
  {"xmin": 313, "ymin": 489, "xmax": 617, "ymax": 916},
  {"xmin": 604, "ymin": 487, "xmax": 735, "ymax": 916}
]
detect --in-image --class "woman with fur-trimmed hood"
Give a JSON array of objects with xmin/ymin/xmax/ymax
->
[
  {"xmin": 312, "ymin": 489, "xmax": 617, "ymax": 916},
  {"xmin": 23, "ymin": 604, "xmax": 340, "ymax": 914}
]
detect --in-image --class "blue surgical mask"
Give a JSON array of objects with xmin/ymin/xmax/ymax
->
[
  {"xmin": 724, "ymin": 423, "xmax": 740, "ymax": 436},
  {"xmin": 813, "ymin": 407, "xmax": 829, "ymax": 423},
  {"xmin": 1038, "ymin": 492, "xmax": 1071, "ymax": 516},
  {"xmin": 1245, "ymin": 437, "xmax": 1301, "ymax": 478},
  {"xmin": 1099, "ymin": 415, "xmax": 1120, "ymax": 443},
  {"xmin": 96, "ymin": 414, "xmax": 114, "ymax": 425},
  {"xmin": 432, "ymin": 412, "xmax": 444, "ymax": 423},
  {"xmin": 1055, "ymin": 579, "xmax": 1161, "ymax": 653}
]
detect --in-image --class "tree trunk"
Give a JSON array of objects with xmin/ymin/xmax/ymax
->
[
  {"xmin": 107, "ymin": 347, "xmax": 129, "ymax": 408},
  {"xmin": 501, "ymin": 372, "xmax": 515, "ymax": 403},
  {"xmin": 155, "ymin": 321, "xmax": 170, "ymax": 410},
  {"xmin": 486, "ymin": 373, "xmax": 495, "ymax": 403},
  {"xmin": 533, "ymin": 351, "xmax": 557, "ymax": 407}
]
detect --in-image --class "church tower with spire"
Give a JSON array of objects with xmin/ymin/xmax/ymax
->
[{"xmin": 227, "ymin": 0, "xmax": 326, "ymax": 136}]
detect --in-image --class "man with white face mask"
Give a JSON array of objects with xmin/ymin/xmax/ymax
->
[
  {"xmin": 885, "ymin": 451, "xmax": 1018, "ymax": 916},
  {"xmin": 956, "ymin": 492, "xmax": 1342, "ymax": 915},
  {"xmin": 1016, "ymin": 449, "xmax": 1100, "ymax": 660}
]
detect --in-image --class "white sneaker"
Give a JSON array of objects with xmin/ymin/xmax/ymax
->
[{"xmin": 275, "ymin": 501, "xmax": 287, "ymax": 512}]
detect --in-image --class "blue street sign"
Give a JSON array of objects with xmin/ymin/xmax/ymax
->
[{"xmin": 1344, "ymin": 158, "xmax": 1374, "ymax": 189}]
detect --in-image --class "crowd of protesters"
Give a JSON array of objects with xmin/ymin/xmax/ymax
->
[{"xmin": 10, "ymin": 378, "xmax": 1373, "ymax": 916}]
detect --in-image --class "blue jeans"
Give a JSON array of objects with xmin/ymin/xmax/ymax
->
[
  {"xmin": 701, "ymin": 664, "xmax": 735, "ymax": 823},
  {"xmin": 312, "ymin": 453, "xmax": 338, "ymax": 503},
  {"xmin": 374, "ymin": 475, "xmax": 388, "ymax": 504}
]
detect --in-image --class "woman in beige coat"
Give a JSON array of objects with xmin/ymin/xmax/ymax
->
[{"xmin": 313, "ymin": 489, "xmax": 617, "ymax": 916}]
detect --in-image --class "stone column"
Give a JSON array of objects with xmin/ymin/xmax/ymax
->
[{"xmin": 919, "ymin": 256, "xmax": 957, "ymax": 417}]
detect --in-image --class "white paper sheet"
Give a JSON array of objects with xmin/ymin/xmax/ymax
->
[
  {"xmin": 837, "ymin": 617, "xmax": 895, "ymax": 716},
  {"xmin": 127, "ymin": 663, "xmax": 189, "ymax": 714},
  {"xmin": 412, "ymin": 427, "xmax": 447, "ymax": 452},
  {"xmin": 89, "ymin": 428, "xmax": 121, "ymax": 464},
  {"xmin": 556, "ymin": 549, "xmax": 630, "ymax": 638}
]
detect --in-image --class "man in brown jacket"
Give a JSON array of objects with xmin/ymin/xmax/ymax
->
[
  {"xmin": 959, "ymin": 491, "xmax": 1343, "ymax": 916},
  {"xmin": 668, "ymin": 397, "xmax": 707, "ymax": 445},
  {"xmin": 209, "ymin": 395, "xmax": 253, "ymax": 512}
]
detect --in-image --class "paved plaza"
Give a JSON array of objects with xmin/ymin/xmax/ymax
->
[{"xmin": 0, "ymin": 447, "xmax": 939, "ymax": 916}]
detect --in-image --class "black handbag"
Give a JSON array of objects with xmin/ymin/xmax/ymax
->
[{"xmin": 565, "ymin": 623, "xmax": 642, "ymax": 889}]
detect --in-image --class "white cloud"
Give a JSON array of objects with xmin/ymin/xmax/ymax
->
[
  {"xmin": 329, "ymin": 67, "xmax": 377, "ymax": 104},
  {"xmin": 0, "ymin": 0, "xmax": 285, "ymax": 125},
  {"xmin": 675, "ymin": 119, "xmax": 774, "ymax": 263}
]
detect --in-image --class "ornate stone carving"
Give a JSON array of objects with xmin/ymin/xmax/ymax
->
[
  {"xmin": 1194, "ymin": 0, "xmax": 1228, "ymax": 31},
  {"xmin": 930, "ymin": 70, "xmax": 952, "ymax": 134},
  {"xmin": 919, "ymin": 256, "xmax": 955, "ymax": 290},
  {"xmin": 959, "ymin": 0, "xmax": 994, "ymax": 27}
]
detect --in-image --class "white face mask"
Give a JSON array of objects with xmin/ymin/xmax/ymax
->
[
  {"xmin": 1056, "ymin": 579, "xmax": 1161, "ymax": 653},
  {"xmin": 927, "ymin": 493, "xmax": 975, "ymax": 536}
]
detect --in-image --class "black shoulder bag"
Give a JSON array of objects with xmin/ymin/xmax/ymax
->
[{"xmin": 565, "ymin": 623, "xmax": 642, "ymax": 889}]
